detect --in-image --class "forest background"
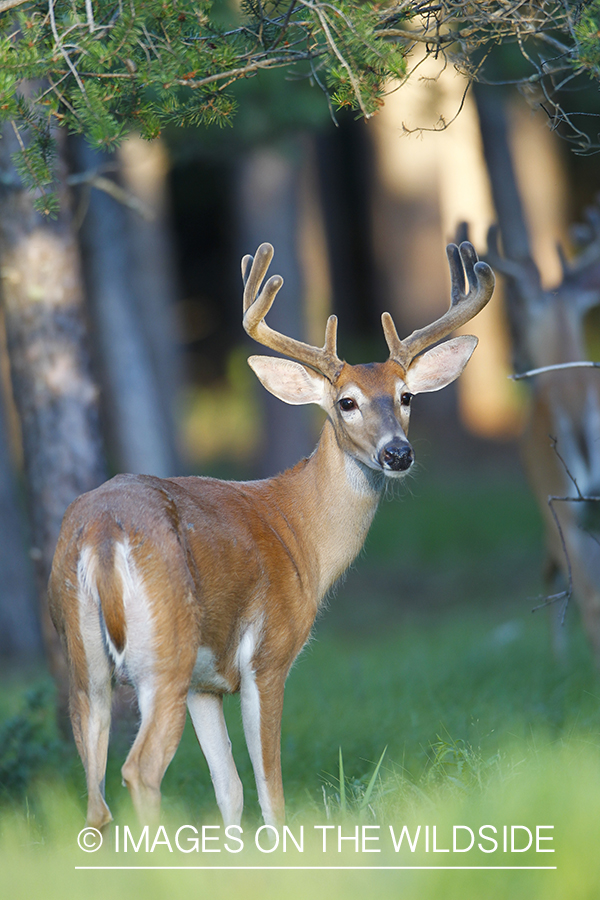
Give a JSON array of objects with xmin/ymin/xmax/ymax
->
[{"xmin": 2, "ymin": 3, "xmax": 600, "ymax": 898}]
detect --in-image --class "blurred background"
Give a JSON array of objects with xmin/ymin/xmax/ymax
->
[
  {"xmin": 4, "ymin": 9, "xmax": 600, "ymax": 894},
  {"xmin": 2, "ymin": 25, "xmax": 600, "ymax": 710}
]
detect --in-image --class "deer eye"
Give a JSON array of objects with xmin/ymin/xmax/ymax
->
[
  {"xmin": 401, "ymin": 392, "xmax": 413, "ymax": 408},
  {"xmin": 339, "ymin": 397, "xmax": 357, "ymax": 412}
]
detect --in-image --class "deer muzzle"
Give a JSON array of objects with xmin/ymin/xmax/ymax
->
[{"xmin": 378, "ymin": 440, "xmax": 414, "ymax": 473}]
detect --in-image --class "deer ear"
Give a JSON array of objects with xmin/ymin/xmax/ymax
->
[
  {"xmin": 248, "ymin": 356, "xmax": 328, "ymax": 406},
  {"xmin": 404, "ymin": 335, "xmax": 478, "ymax": 394}
]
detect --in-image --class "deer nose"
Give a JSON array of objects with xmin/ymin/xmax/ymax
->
[{"xmin": 379, "ymin": 440, "xmax": 414, "ymax": 472}]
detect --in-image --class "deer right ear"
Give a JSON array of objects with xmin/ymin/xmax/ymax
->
[
  {"xmin": 404, "ymin": 335, "xmax": 478, "ymax": 394},
  {"xmin": 248, "ymin": 356, "xmax": 328, "ymax": 407}
]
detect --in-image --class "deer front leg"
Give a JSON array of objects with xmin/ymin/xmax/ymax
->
[
  {"xmin": 240, "ymin": 666, "xmax": 285, "ymax": 827},
  {"xmin": 187, "ymin": 691, "xmax": 244, "ymax": 827}
]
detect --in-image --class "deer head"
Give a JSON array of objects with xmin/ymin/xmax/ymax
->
[{"xmin": 242, "ymin": 241, "xmax": 495, "ymax": 477}]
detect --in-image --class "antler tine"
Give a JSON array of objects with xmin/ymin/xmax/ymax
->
[
  {"xmin": 381, "ymin": 311, "xmax": 402, "ymax": 359},
  {"xmin": 242, "ymin": 242, "xmax": 278, "ymax": 314},
  {"xmin": 242, "ymin": 243, "xmax": 344, "ymax": 382},
  {"xmin": 383, "ymin": 241, "xmax": 495, "ymax": 370}
]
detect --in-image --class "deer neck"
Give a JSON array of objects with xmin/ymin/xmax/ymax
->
[{"xmin": 270, "ymin": 418, "xmax": 384, "ymax": 600}]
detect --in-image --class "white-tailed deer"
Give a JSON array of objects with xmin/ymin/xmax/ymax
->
[{"xmin": 49, "ymin": 241, "xmax": 494, "ymax": 830}]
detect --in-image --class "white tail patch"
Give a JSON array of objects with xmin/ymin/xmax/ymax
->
[
  {"xmin": 112, "ymin": 541, "xmax": 156, "ymax": 689},
  {"xmin": 77, "ymin": 540, "xmax": 156, "ymax": 689},
  {"xmin": 76, "ymin": 547, "xmax": 113, "ymax": 684}
]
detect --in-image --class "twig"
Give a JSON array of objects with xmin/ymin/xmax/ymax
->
[
  {"xmin": 402, "ymin": 73, "xmax": 473, "ymax": 136},
  {"xmin": 67, "ymin": 170, "xmax": 154, "ymax": 220},
  {"xmin": 299, "ymin": 0, "xmax": 370, "ymax": 118},
  {"xmin": 534, "ymin": 435, "xmax": 600, "ymax": 625},
  {"xmin": 269, "ymin": 0, "xmax": 299, "ymax": 50},
  {"xmin": 309, "ymin": 53, "xmax": 338, "ymax": 126},
  {"xmin": 48, "ymin": 0, "xmax": 91, "ymax": 107},
  {"xmin": 531, "ymin": 590, "xmax": 570, "ymax": 615},
  {"xmin": 179, "ymin": 51, "xmax": 321, "ymax": 90},
  {"xmin": 0, "ymin": 0, "xmax": 30, "ymax": 12},
  {"xmin": 511, "ymin": 361, "xmax": 600, "ymax": 380},
  {"xmin": 85, "ymin": 0, "xmax": 95, "ymax": 33}
]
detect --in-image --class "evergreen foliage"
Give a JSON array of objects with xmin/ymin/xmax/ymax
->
[
  {"xmin": 574, "ymin": 0, "xmax": 600, "ymax": 82},
  {"xmin": 1, "ymin": 1, "xmax": 600, "ymax": 212},
  {"xmin": 0, "ymin": 0, "xmax": 409, "ymax": 211}
]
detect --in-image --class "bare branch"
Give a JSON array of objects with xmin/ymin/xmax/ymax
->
[
  {"xmin": 48, "ymin": 0, "xmax": 91, "ymax": 107},
  {"xmin": 534, "ymin": 436, "xmax": 600, "ymax": 625},
  {"xmin": 85, "ymin": 0, "xmax": 95, "ymax": 33},
  {"xmin": 300, "ymin": 0, "xmax": 370, "ymax": 118},
  {"xmin": 0, "ymin": 0, "xmax": 29, "ymax": 12},
  {"xmin": 511, "ymin": 362, "xmax": 600, "ymax": 380},
  {"xmin": 66, "ymin": 170, "xmax": 154, "ymax": 220},
  {"xmin": 269, "ymin": 0, "xmax": 299, "ymax": 50},
  {"xmin": 178, "ymin": 50, "xmax": 322, "ymax": 90}
]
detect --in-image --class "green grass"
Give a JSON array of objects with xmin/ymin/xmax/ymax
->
[
  {"xmin": 2, "ymin": 462, "xmax": 599, "ymax": 897},
  {"xmin": 1, "ymin": 603, "xmax": 599, "ymax": 899}
]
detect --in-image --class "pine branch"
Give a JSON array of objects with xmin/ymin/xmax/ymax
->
[{"xmin": 3, "ymin": 0, "xmax": 600, "ymax": 210}]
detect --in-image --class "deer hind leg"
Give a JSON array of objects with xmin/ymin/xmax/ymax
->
[
  {"xmin": 121, "ymin": 676, "xmax": 190, "ymax": 825},
  {"xmin": 102, "ymin": 534, "xmax": 198, "ymax": 824},
  {"xmin": 69, "ymin": 594, "xmax": 114, "ymax": 830},
  {"xmin": 187, "ymin": 691, "xmax": 244, "ymax": 827}
]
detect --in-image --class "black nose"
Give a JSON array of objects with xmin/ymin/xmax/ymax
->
[{"xmin": 379, "ymin": 441, "xmax": 414, "ymax": 472}]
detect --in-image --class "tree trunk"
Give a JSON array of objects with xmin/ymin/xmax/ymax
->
[
  {"xmin": 0, "ymin": 126, "xmax": 107, "ymax": 704},
  {"xmin": 73, "ymin": 139, "xmax": 180, "ymax": 477},
  {"xmin": 119, "ymin": 134, "xmax": 183, "ymax": 469},
  {"xmin": 237, "ymin": 142, "xmax": 314, "ymax": 477},
  {"xmin": 474, "ymin": 87, "xmax": 600, "ymax": 661},
  {"xmin": 0, "ymin": 361, "xmax": 40, "ymax": 658}
]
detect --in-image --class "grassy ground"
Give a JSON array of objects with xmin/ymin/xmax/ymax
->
[{"xmin": 1, "ymin": 449, "xmax": 600, "ymax": 898}]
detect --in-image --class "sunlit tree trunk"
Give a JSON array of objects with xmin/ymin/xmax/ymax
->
[
  {"xmin": 237, "ymin": 141, "xmax": 314, "ymax": 477},
  {"xmin": 119, "ymin": 134, "xmax": 183, "ymax": 469},
  {"xmin": 0, "ymin": 126, "xmax": 106, "ymax": 705}
]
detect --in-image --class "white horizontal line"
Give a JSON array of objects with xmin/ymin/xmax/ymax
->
[{"xmin": 75, "ymin": 866, "xmax": 558, "ymax": 871}]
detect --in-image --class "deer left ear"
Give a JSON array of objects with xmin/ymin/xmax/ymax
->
[
  {"xmin": 248, "ymin": 355, "xmax": 328, "ymax": 406},
  {"xmin": 404, "ymin": 335, "xmax": 478, "ymax": 394}
]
